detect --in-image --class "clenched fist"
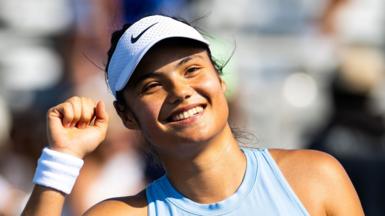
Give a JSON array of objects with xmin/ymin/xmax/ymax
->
[{"xmin": 47, "ymin": 96, "xmax": 109, "ymax": 158}]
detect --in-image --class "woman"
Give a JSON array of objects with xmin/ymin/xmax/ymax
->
[{"xmin": 23, "ymin": 15, "xmax": 364, "ymax": 215}]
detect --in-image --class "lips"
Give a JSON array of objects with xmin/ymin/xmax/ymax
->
[{"xmin": 166, "ymin": 104, "xmax": 206, "ymax": 122}]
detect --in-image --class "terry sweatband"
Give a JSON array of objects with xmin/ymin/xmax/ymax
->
[{"xmin": 32, "ymin": 147, "xmax": 84, "ymax": 194}]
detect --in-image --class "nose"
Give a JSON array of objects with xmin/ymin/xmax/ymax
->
[{"xmin": 166, "ymin": 78, "xmax": 193, "ymax": 104}]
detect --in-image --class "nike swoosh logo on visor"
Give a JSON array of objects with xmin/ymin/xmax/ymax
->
[{"xmin": 131, "ymin": 22, "xmax": 159, "ymax": 43}]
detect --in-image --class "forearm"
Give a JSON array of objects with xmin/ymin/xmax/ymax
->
[
  {"xmin": 22, "ymin": 97, "xmax": 108, "ymax": 215},
  {"xmin": 22, "ymin": 147, "xmax": 85, "ymax": 216},
  {"xmin": 22, "ymin": 185, "xmax": 66, "ymax": 216}
]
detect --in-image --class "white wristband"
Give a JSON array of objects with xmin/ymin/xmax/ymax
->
[{"xmin": 33, "ymin": 147, "xmax": 84, "ymax": 194}]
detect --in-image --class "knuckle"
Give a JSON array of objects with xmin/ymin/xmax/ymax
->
[
  {"xmin": 82, "ymin": 107, "xmax": 92, "ymax": 117},
  {"xmin": 47, "ymin": 107, "xmax": 55, "ymax": 114},
  {"xmin": 63, "ymin": 109, "xmax": 73, "ymax": 118},
  {"xmin": 68, "ymin": 97, "xmax": 81, "ymax": 108},
  {"xmin": 63, "ymin": 102, "xmax": 72, "ymax": 108},
  {"xmin": 84, "ymin": 111, "xmax": 94, "ymax": 122},
  {"xmin": 81, "ymin": 96, "xmax": 89, "ymax": 102},
  {"xmin": 82, "ymin": 98, "xmax": 95, "ymax": 116},
  {"xmin": 73, "ymin": 112, "xmax": 81, "ymax": 120},
  {"xmin": 88, "ymin": 98, "xmax": 96, "ymax": 105},
  {"xmin": 68, "ymin": 96, "xmax": 80, "ymax": 102},
  {"xmin": 62, "ymin": 103, "xmax": 73, "ymax": 114},
  {"xmin": 70, "ymin": 104, "xmax": 81, "ymax": 117},
  {"xmin": 83, "ymin": 97, "xmax": 94, "ymax": 107}
]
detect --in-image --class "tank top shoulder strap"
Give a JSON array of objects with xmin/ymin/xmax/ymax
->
[{"xmin": 249, "ymin": 148, "xmax": 309, "ymax": 215}]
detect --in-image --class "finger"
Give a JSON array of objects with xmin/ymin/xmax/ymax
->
[
  {"xmin": 68, "ymin": 97, "xmax": 82, "ymax": 127},
  {"xmin": 79, "ymin": 97, "xmax": 96, "ymax": 128},
  {"xmin": 94, "ymin": 100, "xmax": 109, "ymax": 129},
  {"xmin": 49, "ymin": 102, "xmax": 74, "ymax": 127}
]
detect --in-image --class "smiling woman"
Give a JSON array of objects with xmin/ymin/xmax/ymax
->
[
  {"xmin": 116, "ymin": 40, "xmax": 230, "ymax": 157},
  {"xmin": 22, "ymin": 15, "xmax": 364, "ymax": 216}
]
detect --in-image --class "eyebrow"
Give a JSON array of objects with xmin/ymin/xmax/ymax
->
[
  {"xmin": 130, "ymin": 55, "xmax": 204, "ymax": 87},
  {"xmin": 176, "ymin": 55, "xmax": 203, "ymax": 67}
]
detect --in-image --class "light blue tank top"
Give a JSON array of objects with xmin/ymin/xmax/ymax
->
[{"xmin": 146, "ymin": 148, "xmax": 309, "ymax": 215}]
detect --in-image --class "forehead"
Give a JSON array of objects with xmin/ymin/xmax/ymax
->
[{"xmin": 127, "ymin": 39, "xmax": 210, "ymax": 86}]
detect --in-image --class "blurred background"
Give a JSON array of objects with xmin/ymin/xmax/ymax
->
[{"xmin": 0, "ymin": 0, "xmax": 384, "ymax": 215}]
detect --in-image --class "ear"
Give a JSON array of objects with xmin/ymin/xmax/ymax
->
[{"xmin": 113, "ymin": 101, "xmax": 140, "ymax": 130}]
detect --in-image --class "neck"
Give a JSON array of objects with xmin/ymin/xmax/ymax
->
[{"xmin": 159, "ymin": 124, "xmax": 247, "ymax": 204}]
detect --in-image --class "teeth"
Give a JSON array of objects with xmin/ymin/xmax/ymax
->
[
  {"xmin": 188, "ymin": 109, "xmax": 194, "ymax": 116},
  {"xmin": 172, "ymin": 106, "xmax": 204, "ymax": 121}
]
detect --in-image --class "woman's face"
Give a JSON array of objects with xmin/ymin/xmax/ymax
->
[{"xmin": 121, "ymin": 42, "xmax": 229, "ymax": 155}]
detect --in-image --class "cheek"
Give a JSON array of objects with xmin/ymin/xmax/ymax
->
[
  {"xmin": 137, "ymin": 102, "xmax": 160, "ymax": 121},
  {"xmin": 194, "ymin": 74, "xmax": 229, "ymax": 122},
  {"xmin": 134, "ymin": 99, "xmax": 164, "ymax": 133},
  {"xmin": 196, "ymin": 74, "xmax": 227, "ymax": 102}
]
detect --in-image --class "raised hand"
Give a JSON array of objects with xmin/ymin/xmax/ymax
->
[{"xmin": 47, "ymin": 96, "xmax": 109, "ymax": 158}]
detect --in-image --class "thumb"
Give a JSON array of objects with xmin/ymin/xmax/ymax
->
[{"xmin": 94, "ymin": 100, "xmax": 109, "ymax": 128}]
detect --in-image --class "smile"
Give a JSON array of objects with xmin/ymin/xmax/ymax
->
[{"xmin": 169, "ymin": 105, "xmax": 205, "ymax": 122}]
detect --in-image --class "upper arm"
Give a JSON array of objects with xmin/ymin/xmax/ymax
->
[
  {"xmin": 270, "ymin": 149, "xmax": 364, "ymax": 216},
  {"xmin": 83, "ymin": 192, "xmax": 147, "ymax": 216},
  {"xmin": 83, "ymin": 200, "xmax": 127, "ymax": 216},
  {"xmin": 313, "ymin": 151, "xmax": 364, "ymax": 216}
]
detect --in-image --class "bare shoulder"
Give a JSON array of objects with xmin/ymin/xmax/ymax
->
[
  {"xmin": 268, "ymin": 149, "xmax": 342, "ymax": 201},
  {"xmin": 83, "ymin": 190, "xmax": 148, "ymax": 216},
  {"xmin": 268, "ymin": 148, "xmax": 364, "ymax": 216},
  {"xmin": 268, "ymin": 149, "xmax": 349, "ymax": 194},
  {"xmin": 269, "ymin": 148, "xmax": 343, "ymax": 176}
]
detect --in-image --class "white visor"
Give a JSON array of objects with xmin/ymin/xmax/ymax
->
[{"xmin": 107, "ymin": 15, "xmax": 209, "ymax": 98}]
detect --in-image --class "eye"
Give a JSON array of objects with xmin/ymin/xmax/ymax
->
[
  {"xmin": 141, "ymin": 82, "xmax": 161, "ymax": 93},
  {"xmin": 185, "ymin": 66, "xmax": 201, "ymax": 76}
]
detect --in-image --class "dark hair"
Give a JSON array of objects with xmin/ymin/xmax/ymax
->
[{"xmin": 105, "ymin": 16, "xmax": 226, "ymax": 107}]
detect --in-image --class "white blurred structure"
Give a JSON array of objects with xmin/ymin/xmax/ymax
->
[
  {"xmin": 0, "ymin": 0, "xmax": 73, "ymax": 111},
  {"xmin": 0, "ymin": 97, "xmax": 10, "ymax": 147},
  {"xmin": 0, "ymin": 0, "xmax": 73, "ymax": 35},
  {"xmin": 335, "ymin": 0, "xmax": 385, "ymax": 45}
]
